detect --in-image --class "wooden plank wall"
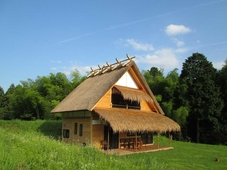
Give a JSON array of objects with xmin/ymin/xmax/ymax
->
[
  {"xmin": 62, "ymin": 118, "xmax": 91, "ymax": 145},
  {"xmin": 140, "ymin": 100, "xmax": 152, "ymax": 112},
  {"xmin": 95, "ymin": 89, "xmax": 153, "ymax": 112},
  {"xmin": 92, "ymin": 125, "xmax": 104, "ymax": 148}
]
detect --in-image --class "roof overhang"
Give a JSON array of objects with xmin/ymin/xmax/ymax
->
[
  {"xmin": 113, "ymin": 85, "xmax": 153, "ymax": 102},
  {"xmin": 94, "ymin": 108, "xmax": 181, "ymax": 133}
]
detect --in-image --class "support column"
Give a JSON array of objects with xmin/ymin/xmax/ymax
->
[
  {"xmin": 158, "ymin": 133, "xmax": 160, "ymax": 149},
  {"xmin": 135, "ymin": 132, "xmax": 137, "ymax": 152},
  {"xmin": 107, "ymin": 125, "xmax": 110, "ymax": 152}
]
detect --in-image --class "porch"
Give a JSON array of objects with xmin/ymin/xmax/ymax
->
[
  {"xmin": 101, "ymin": 144, "xmax": 174, "ymax": 156},
  {"xmin": 100, "ymin": 133, "xmax": 175, "ymax": 156}
]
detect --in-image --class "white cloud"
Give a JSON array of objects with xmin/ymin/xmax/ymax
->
[
  {"xmin": 61, "ymin": 65, "xmax": 90, "ymax": 76},
  {"xmin": 171, "ymin": 38, "xmax": 185, "ymax": 47},
  {"xmin": 175, "ymin": 47, "xmax": 189, "ymax": 53},
  {"xmin": 136, "ymin": 48, "xmax": 179, "ymax": 70},
  {"xmin": 51, "ymin": 67, "xmax": 57, "ymax": 70},
  {"xmin": 165, "ymin": 24, "xmax": 191, "ymax": 36},
  {"xmin": 50, "ymin": 60, "xmax": 90, "ymax": 76},
  {"xmin": 213, "ymin": 61, "xmax": 225, "ymax": 70},
  {"xmin": 50, "ymin": 60, "xmax": 62, "ymax": 63},
  {"xmin": 125, "ymin": 39, "xmax": 154, "ymax": 51},
  {"xmin": 176, "ymin": 41, "xmax": 185, "ymax": 47}
]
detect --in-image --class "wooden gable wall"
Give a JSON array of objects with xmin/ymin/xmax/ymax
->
[{"xmin": 94, "ymin": 68, "xmax": 159, "ymax": 113}]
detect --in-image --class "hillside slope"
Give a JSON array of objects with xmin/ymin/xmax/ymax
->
[{"xmin": 0, "ymin": 120, "xmax": 227, "ymax": 170}]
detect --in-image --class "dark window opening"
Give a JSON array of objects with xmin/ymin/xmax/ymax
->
[
  {"xmin": 139, "ymin": 132, "xmax": 153, "ymax": 144},
  {"xmin": 127, "ymin": 100, "xmax": 140, "ymax": 110},
  {"xmin": 127, "ymin": 131, "xmax": 136, "ymax": 136},
  {"xmin": 111, "ymin": 94, "xmax": 140, "ymax": 110},
  {"xmin": 63, "ymin": 129, "xmax": 70, "ymax": 138},
  {"xmin": 79, "ymin": 124, "xmax": 83, "ymax": 136},
  {"xmin": 74, "ymin": 123, "xmax": 78, "ymax": 135}
]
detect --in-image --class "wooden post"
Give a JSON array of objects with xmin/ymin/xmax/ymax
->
[
  {"xmin": 107, "ymin": 125, "xmax": 110, "ymax": 153},
  {"xmin": 169, "ymin": 132, "xmax": 172, "ymax": 147},
  {"xmin": 169, "ymin": 132, "xmax": 170, "ymax": 146},
  {"xmin": 158, "ymin": 133, "xmax": 160, "ymax": 149},
  {"xmin": 135, "ymin": 133, "xmax": 137, "ymax": 152}
]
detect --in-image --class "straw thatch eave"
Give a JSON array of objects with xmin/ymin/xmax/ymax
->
[
  {"xmin": 94, "ymin": 108, "xmax": 181, "ymax": 133},
  {"xmin": 113, "ymin": 85, "xmax": 153, "ymax": 102}
]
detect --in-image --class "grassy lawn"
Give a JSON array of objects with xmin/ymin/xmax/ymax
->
[
  {"xmin": 0, "ymin": 120, "xmax": 227, "ymax": 169},
  {"xmin": 127, "ymin": 135, "xmax": 227, "ymax": 170}
]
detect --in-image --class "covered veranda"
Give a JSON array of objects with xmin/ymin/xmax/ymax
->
[
  {"xmin": 94, "ymin": 108, "xmax": 181, "ymax": 154},
  {"xmin": 102, "ymin": 134, "xmax": 175, "ymax": 156}
]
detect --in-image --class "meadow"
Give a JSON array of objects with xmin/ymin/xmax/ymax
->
[{"xmin": 0, "ymin": 120, "xmax": 226, "ymax": 170}]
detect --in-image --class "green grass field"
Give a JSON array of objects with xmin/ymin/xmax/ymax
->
[{"xmin": 0, "ymin": 120, "xmax": 226, "ymax": 170}]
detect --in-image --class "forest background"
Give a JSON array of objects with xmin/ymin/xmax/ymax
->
[{"xmin": 0, "ymin": 53, "xmax": 227, "ymax": 145}]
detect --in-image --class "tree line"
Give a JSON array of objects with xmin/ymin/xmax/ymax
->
[
  {"xmin": 143, "ymin": 53, "xmax": 227, "ymax": 145},
  {"xmin": 0, "ymin": 70, "xmax": 85, "ymax": 120},
  {"xmin": 0, "ymin": 53, "xmax": 227, "ymax": 145}
]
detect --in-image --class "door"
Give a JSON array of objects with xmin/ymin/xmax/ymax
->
[{"xmin": 104, "ymin": 126, "xmax": 119, "ymax": 149}]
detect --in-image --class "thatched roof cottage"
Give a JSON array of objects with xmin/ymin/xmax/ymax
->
[{"xmin": 51, "ymin": 56, "xmax": 180, "ymax": 150}]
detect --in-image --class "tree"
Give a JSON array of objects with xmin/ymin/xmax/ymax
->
[
  {"xmin": 70, "ymin": 69, "xmax": 86, "ymax": 88},
  {"xmin": 1, "ymin": 70, "xmax": 90, "ymax": 120},
  {"xmin": 143, "ymin": 67, "xmax": 188, "ymax": 140},
  {"xmin": 216, "ymin": 59, "xmax": 227, "ymax": 143},
  {"xmin": 142, "ymin": 67, "xmax": 165, "ymax": 96},
  {"xmin": 0, "ymin": 86, "xmax": 5, "ymax": 119},
  {"xmin": 0, "ymin": 84, "xmax": 16, "ymax": 119},
  {"xmin": 180, "ymin": 53, "xmax": 223, "ymax": 143}
]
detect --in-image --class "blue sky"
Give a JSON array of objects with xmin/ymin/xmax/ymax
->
[{"xmin": 1, "ymin": 0, "xmax": 227, "ymax": 92}]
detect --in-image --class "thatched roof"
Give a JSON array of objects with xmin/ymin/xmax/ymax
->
[
  {"xmin": 94, "ymin": 108, "xmax": 181, "ymax": 133},
  {"xmin": 51, "ymin": 59, "xmax": 164, "ymax": 115},
  {"xmin": 51, "ymin": 62, "xmax": 132, "ymax": 113},
  {"xmin": 113, "ymin": 85, "xmax": 153, "ymax": 102}
]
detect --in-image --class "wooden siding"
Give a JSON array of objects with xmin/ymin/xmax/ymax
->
[
  {"xmin": 140, "ymin": 100, "xmax": 152, "ymax": 111},
  {"xmin": 95, "ymin": 88, "xmax": 154, "ymax": 112},
  {"xmin": 92, "ymin": 125, "xmax": 104, "ymax": 148},
  {"xmin": 95, "ymin": 89, "xmax": 112, "ymax": 108},
  {"xmin": 62, "ymin": 118, "xmax": 91, "ymax": 145}
]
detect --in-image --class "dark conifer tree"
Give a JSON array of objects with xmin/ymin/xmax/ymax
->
[{"xmin": 180, "ymin": 53, "xmax": 223, "ymax": 143}]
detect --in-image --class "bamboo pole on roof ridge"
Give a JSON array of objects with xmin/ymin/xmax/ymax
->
[
  {"xmin": 106, "ymin": 62, "xmax": 112, "ymax": 69},
  {"xmin": 98, "ymin": 65, "xmax": 102, "ymax": 70},
  {"xmin": 116, "ymin": 58, "xmax": 123, "ymax": 67}
]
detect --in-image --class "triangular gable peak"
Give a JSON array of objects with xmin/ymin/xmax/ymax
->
[
  {"xmin": 93, "ymin": 58, "xmax": 160, "ymax": 113},
  {"xmin": 115, "ymin": 71, "xmax": 138, "ymax": 89}
]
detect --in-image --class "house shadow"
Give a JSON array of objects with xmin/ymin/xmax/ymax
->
[{"xmin": 38, "ymin": 120, "xmax": 62, "ymax": 140}]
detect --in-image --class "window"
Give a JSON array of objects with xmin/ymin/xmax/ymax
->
[
  {"xmin": 112, "ymin": 94, "xmax": 140, "ymax": 110},
  {"xmin": 74, "ymin": 123, "xmax": 78, "ymax": 135},
  {"xmin": 79, "ymin": 124, "xmax": 83, "ymax": 136},
  {"xmin": 111, "ymin": 94, "xmax": 126, "ymax": 108},
  {"xmin": 127, "ymin": 131, "xmax": 136, "ymax": 136},
  {"xmin": 63, "ymin": 129, "xmax": 70, "ymax": 138},
  {"xmin": 139, "ymin": 132, "xmax": 153, "ymax": 144},
  {"xmin": 127, "ymin": 100, "xmax": 140, "ymax": 110}
]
